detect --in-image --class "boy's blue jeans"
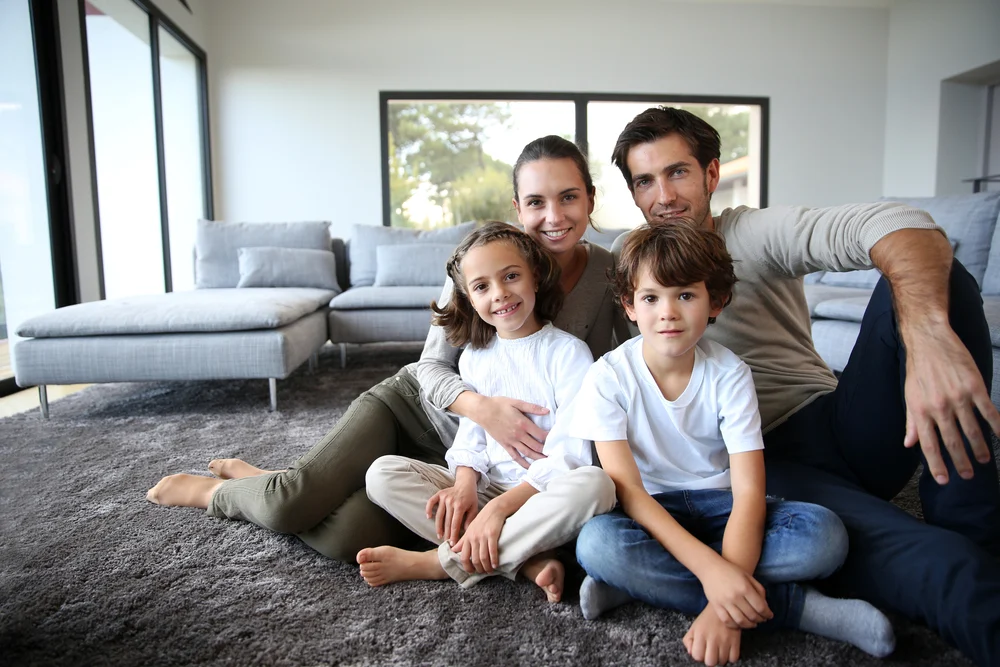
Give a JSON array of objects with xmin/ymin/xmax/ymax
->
[
  {"xmin": 576, "ymin": 489, "xmax": 848, "ymax": 630},
  {"xmin": 764, "ymin": 261, "xmax": 1000, "ymax": 665}
]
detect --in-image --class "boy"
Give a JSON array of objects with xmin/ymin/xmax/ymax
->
[{"xmin": 569, "ymin": 222, "xmax": 895, "ymax": 665}]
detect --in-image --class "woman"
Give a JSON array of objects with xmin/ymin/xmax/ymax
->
[{"xmin": 146, "ymin": 135, "xmax": 627, "ymax": 563}]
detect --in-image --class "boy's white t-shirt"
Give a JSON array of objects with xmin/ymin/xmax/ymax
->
[{"xmin": 567, "ymin": 335, "xmax": 764, "ymax": 494}]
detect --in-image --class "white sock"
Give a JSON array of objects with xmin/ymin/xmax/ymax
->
[
  {"xmin": 797, "ymin": 586, "xmax": 896, "ymax": 658},
  {"xmin": 579, "ymin": 575, "xmax": 634, "ymax": 621}
]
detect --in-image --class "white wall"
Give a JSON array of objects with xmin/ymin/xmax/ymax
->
[
  {"xmin": 204, "ymin": 0, "xmax": 891, "ymax": 235},
  {"xmin": 883, "ymin": 0, "xmax": 1000, "ymax": 196}
]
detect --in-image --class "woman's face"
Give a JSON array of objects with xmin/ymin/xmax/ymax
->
[{"xmin": 513, "ymin": 158, "xmax": 595, "ymax": 258}]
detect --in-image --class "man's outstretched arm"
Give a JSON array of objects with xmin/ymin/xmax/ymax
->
[{"xmin": 870, "ymin": 227, "xmax": 1000, "ymax": 483}]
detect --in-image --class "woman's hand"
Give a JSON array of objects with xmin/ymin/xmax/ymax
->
[
  {"xmin": 425, "ymin": 476, "xmax": 479, "ymax": 545},
  {"xmin": 451, "ymin": 500, "xmax": 508, "ymax": 574},
  {"xmin": 474, "ymin": 396, "xmax": 550, "ymax": 468},
  {"xmin": 700, "ymin": 558, "xmax": 772, "ymax": 629}
]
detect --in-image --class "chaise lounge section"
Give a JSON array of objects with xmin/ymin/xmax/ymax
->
[{"xmin": 14, "ymin": 220, "xmax": 339, "ymax": 416}]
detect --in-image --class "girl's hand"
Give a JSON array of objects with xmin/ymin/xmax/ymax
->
[
  {"xmin": 451, "ymin": 501, "xmax": 507, "ymax": 574},
  {"xmin": 683, "ymin": 607, "xmax": 742, "ymax": 666},
  {"xmin": 476, "ymin": 396, "xmax": 550, "ymax": 468},
  {"xmin": 425, "ymin": 482, "xmax": 479, "ymax": 545},
  {"xmin": 701, "ymin": 559, "xmax": 772, "ymax": 629}
]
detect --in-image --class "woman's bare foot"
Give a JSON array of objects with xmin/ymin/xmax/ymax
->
[
  {"xmin": 356, "ymin": 546, "xmax": 449, "ymax": 587},
  {"xmin": 207, "ymin": 458, "xmax": 277, "ymax": 480},
  {"xmin": 146, "ymin": 474, "xmax": 222, "ymax": 508},
  {"xmin": 521, "ymin": 553, "xmax": 565, "ymax": 603}
]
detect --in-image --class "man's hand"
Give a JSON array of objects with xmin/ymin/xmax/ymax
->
[
  {"xmin": 683, "ymin": 607, "xmax": 742, "ymax": 666},
  {"xmin": 451, "ymin": 500, "xmax": 507, "ymax": 574},
  {"xmin": 700, "ymin": 558, "xmax": 772, "ymax": 629},
  {"xmin": 475, "ymin": 396, "xmax": 550, "ymax": 468},
  {"xmin": 903, "ymin": 327, "xmax": 1000, "ymax": 484},
  {"xmin": 426, "ymin": 477, "xmax": 479, "ymax": 545}
]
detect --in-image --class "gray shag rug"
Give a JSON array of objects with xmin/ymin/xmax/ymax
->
[{"xmin": 0, "ymin": 343, "xmax": 977, "ymax": 666}]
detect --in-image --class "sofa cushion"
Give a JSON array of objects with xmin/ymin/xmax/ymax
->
[
  {"xmin": 803, "ymin": 284, "xmax": 872, "ymax": 317},
  {"xmin": 812, "ymin": 297, "xmax": 872, "ymax": 323},
  {"xmin": 17, "ymin": 288, "xmax": 336, "ymax": 337},
  {"xmin": 982, "ymin": 296, "xmax": 1000, "ymax": 347},
  {"xmin": 195, "ymin": 220, "xmax": 332, "ymax": 288},
  {"xmin": 373, "ymin": 243, "xmax": 453, "ymax": 287},
  {"xmin": 882, "ymin": 192, "xmax": 1000, "ymax": 288},
  {"xmin": 349, "ymin": 221, "xmax": 476, "ymax": 287},
  {"xmin": 237, "ymin": 246, "xmax": 341, "ymax": 292},
  {"xmin": 818, "ymin": 268, "xmax": 882, "ymax": 289},
  {"xmin": 329, "ymin": 285, "xmax": 441, "ymax": 310}
]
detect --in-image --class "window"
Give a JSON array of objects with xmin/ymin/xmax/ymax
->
[
  {"xmin": 0, "ymin": 0, "xmax": 74, "ymax": 396},
  {"xmin": 83, "ymin": 0, "xmax": 211, "ymax": 297},
  {"xmin": 381, "ymin": 93, "xmax": 767, "ymax": 230}
]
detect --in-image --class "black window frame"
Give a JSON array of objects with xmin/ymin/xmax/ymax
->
[
  {"xmin": 79, "ymin": 0, "xmax": 213, "ymax": 295},
  {"xmin": 379, "ymin": 91, "xmax": 769, "ymax": 228},
  {"xmin": 0, "ymin": 0, "xmax": 77, "ymax": 399}
]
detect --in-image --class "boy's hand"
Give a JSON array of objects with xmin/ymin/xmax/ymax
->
[
  {"xmin": 701, "ymin": 559, "xmax": 772, "ymax": 629},
  {"xmin": 451, "ymin": 500, "xmax": 507, "ymax": 574},
  {"xmin": 683, "ymin": 607, "xmax": 741, "ymax": 666},
  {"xmin": 425, "ymin": 480, "xmax": 479, "ymax": 545}
]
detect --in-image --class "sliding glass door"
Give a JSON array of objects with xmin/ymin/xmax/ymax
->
[
  {"xmin": 83, "ymin": 0, "xmax": 210, "ymax": 296},
  {"xmin": 0, "ymin": 0, "xmax": 65, "ymax": 392}
]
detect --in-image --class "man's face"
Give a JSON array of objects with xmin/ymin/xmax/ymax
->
[{"xmin": 625, "ymin": 134, "xmax": 720, "ymax": 229}]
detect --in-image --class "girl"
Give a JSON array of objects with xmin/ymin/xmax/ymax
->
[
  {"xmin": 358, "ymin": 221, "xmax": 615, "ymax": 602},
  {"xmin": 146, "ymin": 136, "xmax": 627, "ymax": 565}
]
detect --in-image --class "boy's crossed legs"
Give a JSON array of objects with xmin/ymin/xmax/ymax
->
[
  {"xmin": 360, "ymin": 455, "xmax": 616, "ymax": 601},
  {"xmin": 576, "ymin": 489, "xmax": 895, "ymax": 657}
]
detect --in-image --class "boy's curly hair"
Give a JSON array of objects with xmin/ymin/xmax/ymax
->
[
  {"xmin": 432, "ymin": 221, "xmax": 563, "ymax": 349},
  {"xmin": 612, "ymin": 222, "xmax": 736, "ymax": 324}
]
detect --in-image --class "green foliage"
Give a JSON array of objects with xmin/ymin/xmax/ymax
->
[
  {"xmin": 678, "ymin": 105, "xmax": 750, "ymax": 163},
  {"xmin": 388, "ymin": 102, "xmax": 513, "ymax": 227},
  {"xmin": 449, "ymin": 165, "xmax": 515, "ymax": 224}
]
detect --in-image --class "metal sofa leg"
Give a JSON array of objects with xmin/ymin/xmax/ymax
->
[
  {"xmin": 38, "ymin": 385, "xmax": 49, "ymax": 420},
  {"xmin": 269, "ymin": 378, "xmax": 277, "ymax": 412},
  {"xmin": 339, "ymin": 343, "xmax": 347, "ymax": 369},
  {"xmin": 308, "ymin": 351, "xmax": 318, "ymax": 373}
]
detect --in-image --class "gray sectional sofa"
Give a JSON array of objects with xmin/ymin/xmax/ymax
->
[
  {"xmin": 14, "ymin": 220, "xmax": 474, "ymax": 416},
  {"xmin": 805, "ymin": 191, "xmax": 1000, "ymax": 408}
]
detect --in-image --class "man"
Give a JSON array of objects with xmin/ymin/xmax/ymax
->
[{"xmin": 609, "ymin": 106, "xmax": 1000, "ymax": 665}]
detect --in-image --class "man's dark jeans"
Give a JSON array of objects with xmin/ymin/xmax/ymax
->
[{"xmin": 765, "ymin": 260, "xmax": 1000, "ymax": 666}]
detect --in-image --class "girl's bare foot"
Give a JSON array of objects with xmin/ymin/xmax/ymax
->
[
  {"xmin": 521, "ymin": 553, "xmax": 565, "ymax": 603},
  {"xmin": 146, "ymin": 474, "xmax": 222, "ymax": 508},
  {"xmin": 356, "ymin": 546, "xmax": 449, "ymax": 587},
  {"xmin": 207, "ymin": 458, "xmax": 277, "ymax": 480}
]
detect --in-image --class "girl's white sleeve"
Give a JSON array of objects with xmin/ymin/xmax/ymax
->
[
  {"xmin": 445, "ymin": 418, "xmax": 493, "ymax": 491},
  {"xmin": 523, "ymin": 338, "xmax": 596, "ymax": 492}
]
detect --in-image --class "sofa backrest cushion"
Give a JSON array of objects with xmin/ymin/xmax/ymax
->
[
  {"xmin": 236, "ymin": 247, "xmax": 341, "ymax": 292},
  {"xmin": 881, "ymin": 192, "xmax": 1000, "ymax": 288},
  {"xmin": 348, "ymin": 221, "xmax": 476, "ymax": 288},
  {"xmin": 195, "ymin": 220, "xmax": 332, "ymax": 288},
  {"xmin": 373, "ymin": 243, "xmax": 454, "ymax": 287}
]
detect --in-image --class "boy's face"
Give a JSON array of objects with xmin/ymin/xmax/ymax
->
[{"xmin": 623, "ymin": 267, "xmax": 722, "ymax": 361}]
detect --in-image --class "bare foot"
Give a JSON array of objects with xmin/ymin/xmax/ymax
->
[
  {"xmin": 207, "ymin": 458, "xmax": 277, "ymax": 480},
  {"xmin": 356, "ymin": 546, "xmax": 449, "ymax": 587},
  {"xmin": 521, "ymin": 553, "xmax": 565, "ymax": 603},
  {"xmin": 146, "ymin": 474, "xmax": 222, "ymax": 508}
]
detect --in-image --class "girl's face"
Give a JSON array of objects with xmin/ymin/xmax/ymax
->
[
  {"xmin": 513, "ymin": 158, "xmax": 595, "ymax": 258},
  {"xmin": 460, "ymin": 241, "xmax": 542, "ymax": 340}
]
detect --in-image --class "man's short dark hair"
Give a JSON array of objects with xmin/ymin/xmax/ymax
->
[{"xmin": 612, "ymin": 107, "xmax": 721, "ymax": 192}]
